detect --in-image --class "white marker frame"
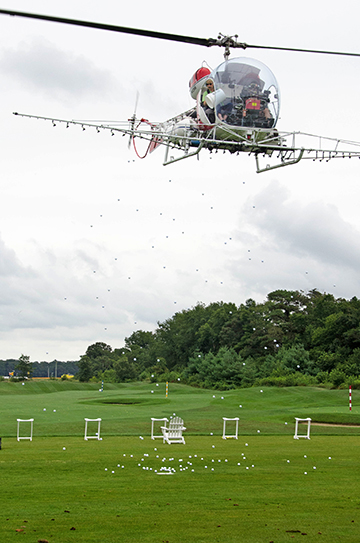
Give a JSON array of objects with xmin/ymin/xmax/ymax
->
[
  {"xmin": 17, "ymin": 418, "xmax": 34, "ymax": 441},
  {"xmin": 222, "ymin": 417, "xmax": 239, "ymax": 439},
  {"xmin": 151, "ymin": 417, "xmax": 169, "ymax": 439},
  {"xmin": 294, "ymin": 417, "xmax": 311, "ymax": 439},
  {"xmin": 84, "ymin": 418, "xmax": 102, "ymax": 440}
]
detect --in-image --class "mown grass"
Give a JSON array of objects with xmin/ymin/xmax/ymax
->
[
  {"xmin": 1, "ymin": 436, "xmax": 360, "ymax": 542},
  {"xmin": 0, "ymin": 380, "xmax": 359, "ymax": 437},
  {"xmin": 0, "ymin": 381, "xmax": 359, "ymax": 542}
]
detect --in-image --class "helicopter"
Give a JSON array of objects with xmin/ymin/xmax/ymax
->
[{"xmin": 1, "ymin": 9, "xmax": 360, "ymax": 173}]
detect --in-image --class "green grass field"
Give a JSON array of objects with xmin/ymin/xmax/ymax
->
[{"xmin": 1, "ymin": 381, "xmax": 359, "ymax": 542}]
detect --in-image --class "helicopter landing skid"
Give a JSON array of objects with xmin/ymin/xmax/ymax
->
[
  {"xmin": 255, "ymin": 148, "xmax": 305, "ymax": 173},
  {"xmin": 163, "ymin": 139, "xmax": 206, "ymax": 165}
]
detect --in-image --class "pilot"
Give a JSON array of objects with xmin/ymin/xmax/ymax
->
[
  {"xmin": 202, "ymin": 79, "xmax": 214, "ymax": 105},
  {"xmin": 202, "ymin": 79, "xmax": 215, "ymax": 123}
]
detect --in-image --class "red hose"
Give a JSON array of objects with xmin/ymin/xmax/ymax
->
[{"xmin": 132, "ymin": 118, "xmax": 155, "ymax": 159}]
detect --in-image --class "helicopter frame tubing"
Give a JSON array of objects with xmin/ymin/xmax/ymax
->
[{"xmin": 12, "ymin": 112, "xmax": 360, "ymax": 173}]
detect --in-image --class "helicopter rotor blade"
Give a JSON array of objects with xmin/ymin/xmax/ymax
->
[
  {"xmin": 0, "ymin": 9, "xmax": 212, "ymax": 47},
  {"xmin": 0, "ymin": 9, "xmax": 360, "ymax": 58},
  {"xmin": 133, "ymin": 91, "xmax": 139, "ymax": 118},
  {"xmin": 239, "ymin": 43, "xmax": 360, "ymax": 58}
]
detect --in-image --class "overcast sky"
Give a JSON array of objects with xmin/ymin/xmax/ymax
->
[{"xmin": 0, "ymin": 0, "xmax": 360, "ymax": 362}]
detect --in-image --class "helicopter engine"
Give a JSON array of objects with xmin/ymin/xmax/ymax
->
[{"xmin": 166, "ymin": 117, "xmax": 196, "ymax": 146}]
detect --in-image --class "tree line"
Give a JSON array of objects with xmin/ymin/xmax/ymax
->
[
  {"xmin": 77, "ymin": 289, "xmax": 360, "ymax": 389},
  {"xmin": 0, "ymin": 358, "xmax": 79, "ymax": 379}
]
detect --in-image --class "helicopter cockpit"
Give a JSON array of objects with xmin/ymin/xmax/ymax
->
[{"xmin": 199, "ymin": 57, "xmax": 280, "ymax": 129}]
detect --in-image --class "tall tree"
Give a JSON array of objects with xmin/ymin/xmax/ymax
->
[
  {"xmin": 15, "ymin": 354, "xmax": 33, "ymax": 379},
  {"xmin": 85, "ymin": 342, "xmax": 112, "ymax": 359},
  {"xmin": 78, "ymin": 356, "xmax": 94, "ymax": 382}
]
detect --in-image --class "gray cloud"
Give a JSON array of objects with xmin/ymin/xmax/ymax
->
[
  {"xmin": 0, "ymin": 38, "xmax": 119, "ymax": 102},
  {"xmin": 0, "ymin": 234, "xmax": 32, "ymax": 278},
  {"xmin": 223, "ymin": 181, "xmax": 360, "ymax": 300},
  {"xmin": 240, "ymin": 181, "xmax": 360, "ymax": 270}
]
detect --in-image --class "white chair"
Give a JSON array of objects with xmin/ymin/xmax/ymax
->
[{"xmin": 161, "ymin": 416, "xmax": 186, "ymax": 444}]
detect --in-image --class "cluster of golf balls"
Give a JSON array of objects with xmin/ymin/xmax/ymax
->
[{"xmin": 98, "ymin": 442, "xmax": 257, "ymax": 475}]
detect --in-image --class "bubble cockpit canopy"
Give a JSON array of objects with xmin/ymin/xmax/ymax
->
[{"xmin": 207, "ymin": 57, "xmax": 280, "ymax": 128}]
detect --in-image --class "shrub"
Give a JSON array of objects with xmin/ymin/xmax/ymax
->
[
  {"xmin": 256, "ymin": 372, "xmax": 316, "ymax": 387},
  {"xmin": 315, "ymin": 371, "xmax": 330, "ymax": 384},
  {"xmin": 329, "ymin": 368, "xmax": 347, "ymax": 388},
  {"xmin": 101, "ymin": 369, "xmax": 118, "ymax": 383},
  {"xmin": 273, "ymin": 344, "xmax": 313, "ymax": 374},
  {"xmin": 156, "ymin": 371, "xmax": 181, "ymax": 383},
  {"xmin": 184, "ymin": 348, "xmax": 244, "ymax": 388}
]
